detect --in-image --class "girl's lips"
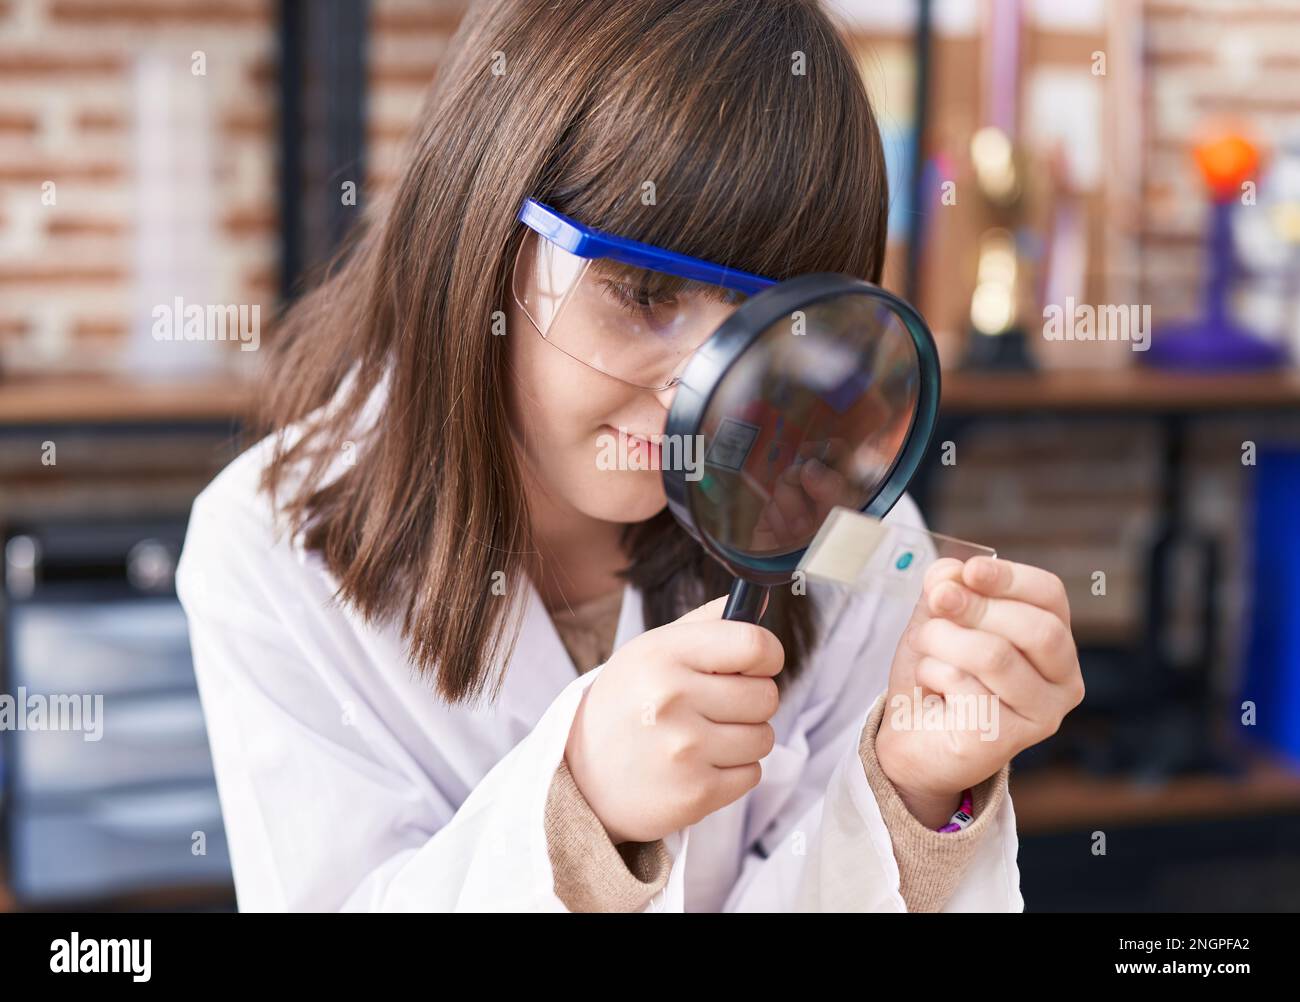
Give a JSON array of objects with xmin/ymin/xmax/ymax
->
[{"xmin": 604, "ymin": 424, "xmax": 662, "ymax": 464}]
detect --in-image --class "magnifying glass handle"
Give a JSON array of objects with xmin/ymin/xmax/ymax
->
[{"xmin": 723, "ymin": 578, "xmax": 771, "ymax": 624}]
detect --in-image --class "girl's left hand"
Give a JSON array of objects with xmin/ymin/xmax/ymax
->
[{"xmin": 874, "ymin": 556, "xmax": 1085, "ymax": 829}]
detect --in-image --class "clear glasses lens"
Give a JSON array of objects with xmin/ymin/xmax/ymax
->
[{"xmin": 514, "ymin": 231, "xmax": 749, "ymax": 389}]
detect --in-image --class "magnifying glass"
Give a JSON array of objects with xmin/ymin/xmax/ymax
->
[{"xmin": 662, "ymin": 273, "xmax": 940, "ymax": 624}]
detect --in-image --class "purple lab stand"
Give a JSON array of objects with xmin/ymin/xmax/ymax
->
[{"xmin": 1144, "ymin": 200, "xmax": 1288, "ymax": 371}]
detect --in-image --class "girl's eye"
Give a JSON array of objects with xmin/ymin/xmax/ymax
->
[{"xmin": 602, "ymin": 280, "xmax": 675, "ymax": 317}]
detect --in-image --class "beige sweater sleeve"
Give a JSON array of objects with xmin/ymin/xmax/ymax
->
[
  {"xmin": 545, "ymin": 759, "xmax": 672, "ymax": 912},
  {"xmin": 543, "ymin": 695, "xmax": 1008, "ymax": 913},
  {"xmin": 858, "ymin": 693, "xmax": 1011, "ymax": 911}
]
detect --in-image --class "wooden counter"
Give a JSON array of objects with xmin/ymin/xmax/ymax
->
[
  {"xmin": 0, "ymin": 374, "xmax": 253, "ymax": 425},
  {"xmin": 941, "ymin": 368, "xmax": 1300, "ymax": 414}
]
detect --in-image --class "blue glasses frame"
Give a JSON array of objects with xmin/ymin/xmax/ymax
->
[{"xmin": 518, "ymin": 198, "xmax": 777, "ymax": 296}]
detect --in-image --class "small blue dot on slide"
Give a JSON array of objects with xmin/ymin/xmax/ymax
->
[{"xmin": 895, "ymin": 551, "xmax": 914, "ymax": 571}]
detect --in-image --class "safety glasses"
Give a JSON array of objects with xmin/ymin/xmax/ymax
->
[{"xmin": 512, "ymin": 198, "xmax": 777, "ymax": 391}]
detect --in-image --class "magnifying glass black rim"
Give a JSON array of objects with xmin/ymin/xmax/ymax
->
[{"xmin": 662, "ymin": 272, "xmax": 941, "ymax": 586}]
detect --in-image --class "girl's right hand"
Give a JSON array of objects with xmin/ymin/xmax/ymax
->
[{"xmin": 563, "ymin": 596, "xmax": 785, "ymax": 845}]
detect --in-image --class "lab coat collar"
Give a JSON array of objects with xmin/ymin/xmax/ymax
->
[{"xmin": 493, "ymin": 576, "xmax": 644, "ymax": 728}]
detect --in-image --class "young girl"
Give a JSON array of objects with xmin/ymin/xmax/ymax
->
[{"xmin": 176, "ymin": 0, "xmax": 1083, "ymax": 912}]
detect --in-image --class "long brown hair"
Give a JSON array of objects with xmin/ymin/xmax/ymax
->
[{"xmin": 258, "ymin": 0, "xmax": 890, "ymax": 705}]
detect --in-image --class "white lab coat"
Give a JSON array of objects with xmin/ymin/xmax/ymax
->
[{"xmin": 175, "ymin": 435, "xmax": 1024, "ymax": 912}]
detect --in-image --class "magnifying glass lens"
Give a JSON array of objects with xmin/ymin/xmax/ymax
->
[{"xmin": 689, "ymin": 291, "xmax": 921, "ymax": 560}]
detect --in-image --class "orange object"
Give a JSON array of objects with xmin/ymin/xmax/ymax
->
[{"xmin": 1193, "ymin": 131, "xmax": 1261, "ymax": 201}]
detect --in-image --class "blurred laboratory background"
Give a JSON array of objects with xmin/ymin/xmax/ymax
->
[{"xmin": 1, "ymin": 0, "xmax": 1298, "ymax": 911}]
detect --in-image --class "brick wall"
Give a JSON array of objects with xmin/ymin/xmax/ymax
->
[
  {"xmin": 0, "ymin": 0, "xmax": 278, "ymax": 375},
  {"xmin": 366, "ymin": 0, "xmax": 466, "ymax": 194},
  {"xmin": 928, "ymin": 413, "xmax": 1300, "ymax": 677},
  {"xmin": 4, "ymin": 0, "xmax": 1297, "ymax": 374}
]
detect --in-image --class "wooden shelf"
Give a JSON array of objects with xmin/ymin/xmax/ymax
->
[
  {"xmin": 1011, "ymin": 753, "xmax": 1300, "ymax": 835},
  {"xmin": 0, "ymin": 374, "xmax": 253, "ymax": 425},
  {"xmin": 941, "ymin": 368, "xmax": 1300, "ymax": 414},
  {"xmin": 7, "ymin": 369, "xmax": 1300, "ymax": 425}
]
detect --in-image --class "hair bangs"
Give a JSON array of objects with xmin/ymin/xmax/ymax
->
[{"xmin": 542, "ymin": 0, "xmax": 888, "ymax": 286}]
